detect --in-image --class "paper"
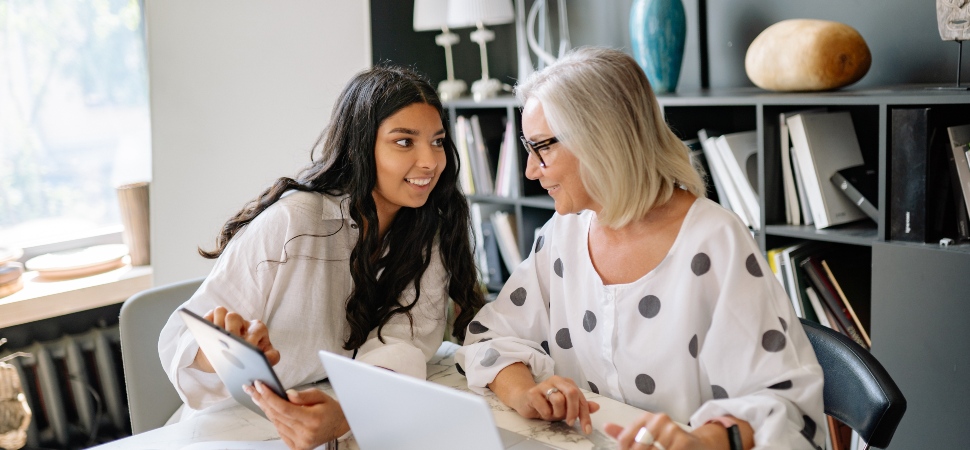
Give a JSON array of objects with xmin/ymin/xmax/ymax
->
[{"xmin": 179, "ymin": 440, "xmax": 291, "ymax": 450}]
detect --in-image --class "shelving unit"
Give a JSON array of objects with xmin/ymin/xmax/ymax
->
[{"xmin": 448, "ymin": 86, "xmax": 970, "ymax": 448}]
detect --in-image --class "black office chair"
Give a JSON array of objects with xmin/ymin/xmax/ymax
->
[{"xmin": 799, "ymin": 318, "xmax": 906, "ymax": 450}]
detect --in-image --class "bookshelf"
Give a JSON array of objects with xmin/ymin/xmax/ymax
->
[{"xmin": 448, "ymin": 87, "xmax": 970, "ymax": 449}]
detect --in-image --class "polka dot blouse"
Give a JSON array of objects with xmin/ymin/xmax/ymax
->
[{"xmin": 455, "ymin": 198, "xmax": 826, "ymax": 449}]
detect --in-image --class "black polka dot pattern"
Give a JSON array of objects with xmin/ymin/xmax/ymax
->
[
  {"xmin": 689, "ymin": 334, "xmax": 698, "ymax": 358},
  {"xmin": 588, "ymin": 381, "xmax": 599, "ymax": 394},
  {"xmin": 712, "ymin": 385, "xmax": 728, "ymax": 399},
  {"xmin": 746, "ymin": 253, "xmax": 763, "ymax": 277},
  {"xmin": 554, "ymin": 258, "xmax": 564, "ymax": 277},
  {"xmin": 635, "ymin": 374, "xmax": 656, "ymax": 395},
  {"xmin": 535, "ymin": 236, "xmax": 544, "ymax": 253},
  {"xmin": 691, "ymin": 253, "xmax": 711, "ymax": 275},
  {"xmin": 510, "ymin": 287, "xmax": 527, "ymax": 306},
  {"xmin": 762, "ymin": 330, "xmax": 787, "ymax": 352},
  {"xmin": 583, "ymin": 311, "xmax": 597, "ymax": 332},
  {"xmin": 556, "ymin": 328, "xmax": 573, "ymax": 349},
  {"xmin": 638, "ymin": 295, "xmax": 661, "ymax": 318},
  {"xmin": 469, "ymin": 321, "xmax": 489, "ymax": 334},
  {"xmin": 800, "ymin": 415, "xmax": 817, "ymax": 442},
  {"xmin": 779, "ymin": 317, "xmax": 788, "ymax": 332},
  {"xmin": 481, "ymin": 348, "xmax": 500, "ymax": 367},
  {"xmin": 540, "ymin": 341, "xmax": 550, "ymax": 355},
  {"xmin": 456, "ymin": 363, "xmax": 465, "ymax": 376},
  {"xmin": 769, "ymin": 380, "xmax": 793, "ymax": 390}
]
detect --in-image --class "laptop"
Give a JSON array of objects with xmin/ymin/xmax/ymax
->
[
  {"xmin": 318, "ymin": 351, "xmax": 558, "ymax": 450},
  {"xmin": 178, "ymin": 308, "xmax": 286, "ymax": 418}
]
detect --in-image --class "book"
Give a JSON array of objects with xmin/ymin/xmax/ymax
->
[
  {"xmin": 470, "ymin": 203, "xmax": 507, "ymax": 287},
  {"xmin": 780, "ymin": 109, "xmax": 826, "ymax": 225},
  {"xmin": 889, "ymin": 108, "xmax": 951, "ymax": 243},
  {"xmin": 800, "ymin": 256, "xmax": 867, "ymax": 348},
  {"xmin": 790, "ymin": 146, "xmax": 815, "ymax": 226},
  {"xmin": 490, "ymin": 211, "xmax": 522, "ymax": 272},
  {"xmin": 944, "ymin": 129, "xmax": 970, "ymax": 241},
  {"xmin": 493, "ymin": 119, "xmax": 520, "ymax": 198},
  {"xmin": 715, "ymin": 131, "xmax": 761, "ymax": 230},
  {"xmin": 821, "ymin": 259, "xmax": 871, "ymax": 347},
  {"xmin": 804, "ymin": 286, "xmax": 832, "ymax": 329},
  {"xmin": 781, "ymin": 242, "xmax": 829, "ymax": 323},
  {"xmin": 947, "ymin": 124, "xmax": 970, "ymax": 223},
  {"xmin": 684, "ymin": 138, "xmax": 720, "ymax": 202},
  {"xmin": 697, "ymin": 129, "xmax": 734, "ymax": 213},
  {"xmin": 787, "ymin": 112, "xmax": 868, "ymax": 229},
  {"xmin": 468, "ymin": 115, "xmax": 495, "ymax": 195},
  {"xmin": 831, "ymin": 165, "xmax": 878, "ymax": 222},
  {"xmin": 454, "ymin": 116, "xmax": 475, "ymax": 195},
  {"xmin": 699, "ymin": 130, "xmax": 752, "ymax": 227}
]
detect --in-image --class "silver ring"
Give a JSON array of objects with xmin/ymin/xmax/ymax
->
[
  {"xmin": 634, "ymin": 426, "xmax": 654, "ymax": 445},
  {"xmin": 651, "ymin": 442, "xmax": 666, "ymax": 450},
  {"xmin": 544, "ymin": 387, "xmax": 560, "ymax": 399}
]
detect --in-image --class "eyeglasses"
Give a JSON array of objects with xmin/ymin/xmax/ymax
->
[{"xmin": 520, "ymin": 136, "xmax": 559, "ymax": 168}]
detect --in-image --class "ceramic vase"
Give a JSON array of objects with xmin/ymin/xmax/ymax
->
[{"xmin": 630, "ymin": 0, "xmax": 686, "ymax": 93}]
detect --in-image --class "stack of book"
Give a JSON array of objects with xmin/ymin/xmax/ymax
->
[
  {"xmin": 470, "ymin": 204, "xmax": 522, "ymax": 291},
  {"xmin": 766, "ymin": 242, "xmax": 871, "ymax": 349},
  {"xmin": 696, "ymin": 129, "xmax": 760, "ymax": 229},
  {"xmin": 454, "ymin": 115, "xmax": 520, "ymax": 198}
]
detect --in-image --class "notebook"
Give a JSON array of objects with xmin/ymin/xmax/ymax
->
[
  {"xmin": 318, "ymin": 351, "xmax": 557, "ymax": 450},
  {"xmin": 178, "ymin": 308, "xmax": 286, "ymax": 418}
]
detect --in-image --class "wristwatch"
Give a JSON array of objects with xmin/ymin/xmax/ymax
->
[{"xmin": 725, "ymin": 424, "xmax": 743, "ymax": 450}]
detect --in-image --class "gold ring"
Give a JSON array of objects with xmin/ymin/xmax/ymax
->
[{"xmin": 634, "ymin": 426, "xmax": 654, "ymax": 445}]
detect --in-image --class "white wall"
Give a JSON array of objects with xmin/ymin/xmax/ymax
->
[{"xmin": 147, "ymin": 1, "xmax": 371, "ymax": 285}]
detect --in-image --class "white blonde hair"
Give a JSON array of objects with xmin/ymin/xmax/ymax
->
[{"xmin": 516, "ymin": 47, "xmax": 705, "ymax": 228}]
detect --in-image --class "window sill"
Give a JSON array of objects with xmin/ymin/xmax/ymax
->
[{"xmin": 0, "ymin": 260, "xmax": 153, "ymax": 328}]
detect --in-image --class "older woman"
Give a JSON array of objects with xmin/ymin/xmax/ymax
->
[{"xmin": 455, "ymin": 47, "xmax": 824, "ymax": 450}]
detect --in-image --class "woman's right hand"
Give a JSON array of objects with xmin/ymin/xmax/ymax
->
[
  {"xmin": 505, "ymin": 373, "xmax": 600, "ymax": 434},
  {"xmin": 192, "ymin": 306, "xmax": 281, "ymax": 373}
]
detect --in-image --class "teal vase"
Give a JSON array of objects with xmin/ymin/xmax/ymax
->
[{"xmin": 630, "ymin": 0, "xmax": 686, "ymax": 93}]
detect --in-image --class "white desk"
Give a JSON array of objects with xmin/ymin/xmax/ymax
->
[{"xmin": 92, "ymin": 347, "xmax": 648, "ymax": 450}]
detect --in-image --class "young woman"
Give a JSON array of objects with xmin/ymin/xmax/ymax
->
[
  {"xmin": 456, "ymin": 47, "xmax": 825, "ymax": 450},
  {"xmin": 159, "ymin": 65, "xmax": 484, "ymax": 448}
]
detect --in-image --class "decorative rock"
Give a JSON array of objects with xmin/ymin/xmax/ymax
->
[{"xmin": 745, "ymin": 19, "xmax": 871, "ymax": 92}]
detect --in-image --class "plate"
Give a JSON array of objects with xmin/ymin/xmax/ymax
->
[{"xmin": 26, "ymin": 244, "xmax": 129, "ymax": 280}]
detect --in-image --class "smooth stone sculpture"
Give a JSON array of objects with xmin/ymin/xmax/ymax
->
[{"xmin": 745, "ymin": 19, "xmax": 872, "ymax": 92}]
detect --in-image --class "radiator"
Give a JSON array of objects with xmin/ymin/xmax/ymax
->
[{"xmin": 1, "ymin": 325, "xmax": 130, "ymax": 449}]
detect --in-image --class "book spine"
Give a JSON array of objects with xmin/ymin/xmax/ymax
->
[{"xmin": 889, "ymin": 108, "xmax": 931, "ymax": 242}]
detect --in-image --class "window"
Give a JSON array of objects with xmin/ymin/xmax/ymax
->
[{"xmin": 0, "ymin": 0, "xmax": 151, "ymax": 250}]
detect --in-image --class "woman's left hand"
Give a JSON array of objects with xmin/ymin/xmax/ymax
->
[
  {"xmin": 604, "ymin": 411, "xmax": 710, "ymax": 450},
  {"xmin": 245, "ymin": 381, "xmax": 350, "ymax": 450}
]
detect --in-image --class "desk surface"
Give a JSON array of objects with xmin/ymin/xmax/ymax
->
[{"xmin": 93, "ymin": 348, "xmax": 648, "ymax": 450}]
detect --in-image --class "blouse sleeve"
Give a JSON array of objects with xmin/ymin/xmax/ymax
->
[
  {"xmin": 689, "ymin": 222, "xmax": 826, "ymax": 450},
  {"xmin": 157, "ymin": 205, "xmax": 289, "ymax": 411},
  {"xmin": 354, "ymin": 242, "xmax": 449, "ymax": 380},
  {"xmin": 455, "ymin": 219, "xmax": 557, "ymax": 395}
]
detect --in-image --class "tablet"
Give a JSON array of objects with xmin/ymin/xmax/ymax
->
[{"xmin": 178, "ymin": 308, "xmax": 286, "ymax": 417}]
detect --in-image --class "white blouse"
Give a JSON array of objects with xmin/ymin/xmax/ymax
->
[
  {"xmin": 159, "ymin": 191, "xmax": 449, "ymax": 421},
  {"xmin": 455, "ymin": 198, "xmax": 826, "ymax": 449}
]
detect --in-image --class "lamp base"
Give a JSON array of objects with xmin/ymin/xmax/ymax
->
[
  {"xmin": 471, "ymin": 78, "xmax": 503, "ymax": 102},
  {"xmin": 438, "ymin": 79, "xmax": 467, "ymax": 101}
]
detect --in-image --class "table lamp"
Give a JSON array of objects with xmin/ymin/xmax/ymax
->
[
  {"xmin": 447, "ymin": 0, "xmax": 515, "ymax": 101},
  {"xmin": 414, "ymin": 0, "xmax": 467, "ymax": 101}
]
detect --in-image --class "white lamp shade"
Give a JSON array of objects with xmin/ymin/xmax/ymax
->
[
  {"xmin": 446, "ymin": 0, "xmax": 515, "ymax": 29},
  {"xmin": 413, "ymin": 0, "xmax": 449, "ymax": 31}
]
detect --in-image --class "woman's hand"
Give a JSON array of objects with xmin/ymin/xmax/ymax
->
[
  {"xmin": 245, "ymin": 381, "xmax": 351, "ymax": 450},
  {"xmin": 192, "ymin": 306, "xmax": 281, "ymax": 373},
  {"xmin": 604, "ymin": 412, "xmax": 754, "ymax": 450},
  {"xmin": 491, "ymin": 363, "xmax": 600, "ymax": 435}
]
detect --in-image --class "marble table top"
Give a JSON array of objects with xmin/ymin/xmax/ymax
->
[{"xmin": 93, "ymin": 344, "xmax": 650, "ymax": 450}]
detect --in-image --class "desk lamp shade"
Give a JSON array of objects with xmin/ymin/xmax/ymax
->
[
  {"xmin": 414, "ymin": 0, "xmax": 467, "ymax": 100},
  {"xmin": 447, "ymin": 0, "xmax": 514, "ymax": 101}
]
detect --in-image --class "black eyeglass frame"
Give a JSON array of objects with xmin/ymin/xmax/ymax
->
[{"xmin": 520, "ymin": 136, "xmax": 559, "ymax": 167}]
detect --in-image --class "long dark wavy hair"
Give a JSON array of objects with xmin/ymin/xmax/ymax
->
[{"xmin": 199, "ymin": 65, "xmax": 484, "ymax": 348}]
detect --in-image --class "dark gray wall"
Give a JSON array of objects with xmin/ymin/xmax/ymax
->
[{"xmin": 374, "ymin": 0, "xmax": 968, "ymax": 92}]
